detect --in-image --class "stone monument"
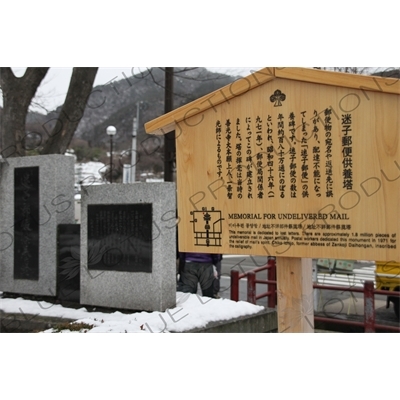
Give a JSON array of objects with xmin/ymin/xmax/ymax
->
[
  {"xmin": 80, "ymin": 183, "xmax": 176, "ymax": 312},
  {"xmin": 0, "ymin": 155, "xmax": 75, "ymax": 296}
]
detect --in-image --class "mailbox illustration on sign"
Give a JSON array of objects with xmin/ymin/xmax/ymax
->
[{"xmin": 190, "ymin": 207, "xmax": 223, "ymax": 247}]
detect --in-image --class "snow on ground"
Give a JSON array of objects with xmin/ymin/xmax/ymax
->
[
  {"xmin": 0, "ymin": 291, "xmax": 264, "ymax": 333},
  {"xmin": 1, "ymin": 291, "xmax": 391, "ymax": 399}
]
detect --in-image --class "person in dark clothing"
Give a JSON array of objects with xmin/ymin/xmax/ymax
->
[
  {"xmin": 213, "ymin": 254, "xmax": 223, "ymax": 298},
  {"xmin": 177, "ymin": 252, "xmax": 220, "ymax": 298}
]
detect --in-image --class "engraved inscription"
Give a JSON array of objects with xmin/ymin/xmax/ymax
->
[{"xmin": 87, "ymin": 204, "xmax": 152, "ymax": 273}]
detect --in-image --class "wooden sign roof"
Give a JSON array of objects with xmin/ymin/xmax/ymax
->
[
  {"xmin": 145, "ymin": 67, "xmax": 400, "ymax": 262},
  {"xmin": 145, "ymin": 67, "xmax": 400, "ymax": 135}
]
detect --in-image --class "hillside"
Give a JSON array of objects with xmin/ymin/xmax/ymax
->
[
  {"xmin": 2, "ymin": 67, "xmax": 398, "ymax": 176},
  {"xmin": 6, "ymin": 68, "xmax": 237, "ymax": 173},
  {"xmin": 47, "ymin": 67, "xmax": 235, "ymax": 148}
]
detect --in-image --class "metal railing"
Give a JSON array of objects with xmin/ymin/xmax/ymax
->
[
  {"xmin": 230, "ymin": 264, "xmax": 400, "ymax": 332},
  {"xmin": 313, "ymin": 282, "xmax": 400, "ymax": 332},
  {"xmin": 230, "ymin": 257, "xmax": 277, "ymax": 308}
]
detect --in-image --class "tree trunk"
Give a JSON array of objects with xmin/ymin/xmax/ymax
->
[
  {"xmin": 41, "ymin": 67, "xmax": 98, "ymax": 155},
  {"xmin": 0, "ymin": 67, "xmax": 49, "ymax": 157}
]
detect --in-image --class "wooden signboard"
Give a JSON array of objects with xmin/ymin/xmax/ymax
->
[
  {"xmin": 146, "ymin": 67, "xmax": 399, "ymax": 333},
  {"xmin": 146, "ymin": 68, "xmax": 400, "ymax": 263}
]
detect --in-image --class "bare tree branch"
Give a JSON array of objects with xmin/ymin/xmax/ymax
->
[
  {"xmin": 0, "ymin": 67, "xmax": 49, "ymax": 156},
  {"xmin": 41, "ymin": 67, "xmax": 98, "ymax": 155}
]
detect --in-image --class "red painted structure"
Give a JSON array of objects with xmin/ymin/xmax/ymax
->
[
  {"xmin": 230, "ymin": 262, "xmax": 400, "ymax": 333},
  {"xmin": 312, "ymin": 282, "xmax": 400, "ymax": 333},
  {"xmin": 230, "ymin": 257, "xmax": 277, "ymax": 308}
]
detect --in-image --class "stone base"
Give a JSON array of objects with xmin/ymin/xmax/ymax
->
[
  {"xmin": 0, "ymin": 155, "xmax": 75, "ymax": 296},
  {"xmin": 80, "ymin": 183, "xmax": 177, "ymax": 312}
]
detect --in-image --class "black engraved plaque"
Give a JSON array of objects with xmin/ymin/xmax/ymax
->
[
  {"xmin": 57, "ymin": 224, "xmax": 80, "ymax": 303},
  {"xmin": 87, "ymin": 204, "xmax": 152, "ymax": 273},
  {"xmin": 14, "ymin": 167, "xmax": 40, "ymax": 280}
]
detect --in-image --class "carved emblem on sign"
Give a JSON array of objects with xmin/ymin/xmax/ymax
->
[{"xmin": 270, "ymin": 89, "xmax": 286, "ymax": 107}]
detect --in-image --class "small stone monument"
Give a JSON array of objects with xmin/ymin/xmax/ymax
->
[
  {"xmin": 57, "ymin": 224, "xmax": 81, "ymax": 303},
  {"xmin": 80, "ymin": 183, "xmax": 176, "ymax": 312},
  {"xmin": 0, "ymin": 155, "xmax": 75, "ymax": 296}
]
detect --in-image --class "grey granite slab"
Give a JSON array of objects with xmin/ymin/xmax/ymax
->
[
  {"xmin": 80, "ymin": 183, "xmax": 177, "ymax": 312},
  {"xmin": 0, "ymin": 155, "xmax": 75, "ymax": 296}
]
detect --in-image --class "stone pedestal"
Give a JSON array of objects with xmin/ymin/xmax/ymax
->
[
  {"xmin": 0, "ymin": 155, "xmax": 75, "ymax": 296},
  {"xmin": 80, "ymin": 183, "xmax": 176, "ymax": 312}
]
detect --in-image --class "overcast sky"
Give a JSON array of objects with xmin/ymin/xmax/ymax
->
[
  {"xmin": 4, "ymin": 67, "xmax": 263, "ymax": 113},
  {"xmin": 3, "ymin": 66, "xmax": 395, "ymax": 114}
]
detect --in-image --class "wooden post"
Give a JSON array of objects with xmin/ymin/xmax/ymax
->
[{"xmin": 276, "ymin": 257, "xmax": 314, "ymax": 333}]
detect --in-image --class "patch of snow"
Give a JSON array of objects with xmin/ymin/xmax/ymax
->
[{"xmin": 0, "ymin": 292, "xmax": 264, "ymax": 333}]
